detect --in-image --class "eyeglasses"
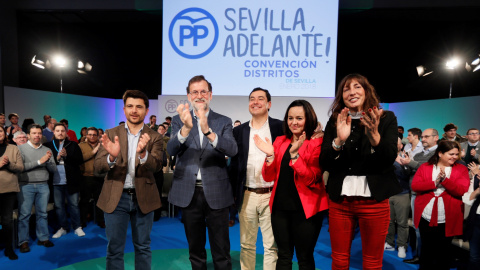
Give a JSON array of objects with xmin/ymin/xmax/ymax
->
[
  {"xmin": 189, "ymin": 90, "xmax": 210, "ymax": 97},
  {"xmin": 468, "ymin": 132, "xmax": 480, "ymax": 135},
  {"xmin": 420, "ymin": 135, "xmax": 434, "ymax": 139},
  {"xmin": 87, "ymin": 134, "xmax": 98, "ymax": 137}
]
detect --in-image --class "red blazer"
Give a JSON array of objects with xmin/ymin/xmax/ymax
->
[
  {"xmin": 412, "ymin": 163, "xmax": 469, "ymax": 237},
  {"xmin": 262, "ymin": 135, "xmax": 328, "ymax": 219}
]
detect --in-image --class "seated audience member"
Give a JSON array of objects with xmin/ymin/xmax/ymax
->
[
  {"xmin": 412, "ymin": 140, "xmax": 469, "ymax": 270},
  {"xmin": 59, "ymin": 119, "xmax": 78, "ymax": 143},
  {"xmin": 440, "ymin": 123, "xmax": 467, "ymax": 143},
  {"xmin": 0, "ymin": 113, "xmax": 6, "ymax": 128},
  {"xmin": 404, "ymin": 127, "xmax": 423, "ymax": 158},
  {"xmin": 45, "ymin": 123, "xmax": 85, "ymax": 238},
  {"xmin": 12, "ymin": 131, "xmax": 28, "ymax": 146},
  {"xmin": 233, "ymin": 120, "xmax": 241, "ymax": 127},
  {"xmin": 461, "ymin": 128, "xmax": 480, "ymax": 165},
  {"xmin": 464, "ymin": 162, "xmax": 480, "ymax": 270},
  {"xmin": 0, "ymin": 126, "xmax": 24, "ymax": 260},
  {"xmin": 6, "ymin": 113, "xmax": 21, "ymax": 141},
  {"xmin": 21, "ymin": 118, "xmax": 35, "ymax": 133},
  {"xmin": 165, "ymin": 116, "xmax": 172, "ymax": 137},
  {"xmin": 147, "ymin": 115, "xmax": 159, "ymax": 132},
  {"xmin": 398, "ymin": 126, "xmax": 408, "ymax": 145},
  {"xmin": 42, "ymin": 115, "xmax": 51, "ymax": 129},
  {"xmin": 79, "ymin": 127, "xmax": 105, "ymax": 228},
  {"xmin": 98, "ymin": 128, "xmax": 104, "ymax": 137},
  {"xmin": 385, "ymin": 137, "xmax": 411, "ymax": 258},
  {"xmin": 17, "ymin": 124, "xmax": 57, "ymax": 253},
  {"xmin": 42, "ymin": 118, "xmax": 57, "ymax": 142}
]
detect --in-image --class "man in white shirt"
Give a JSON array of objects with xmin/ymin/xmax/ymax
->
[{"xmin": 403, "ymin": 128, "xmax": 423, "ymax": 159}]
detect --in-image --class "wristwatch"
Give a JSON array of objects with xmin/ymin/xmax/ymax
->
[{"xmin": 203, "ymin": 128, "xmax": 213, "ymax": 136}]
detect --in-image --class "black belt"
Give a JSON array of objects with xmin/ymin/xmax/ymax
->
[
  {"xmin": 245, "ymin": 187, "xmax": 273, "ymax": 194},
  {"xmin": 123, "ymin": 188, "xmax": 136, "ymax": 195}
]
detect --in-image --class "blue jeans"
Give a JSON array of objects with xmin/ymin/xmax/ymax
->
[
  {"xmin": 469, "ymin": 214, "xmax": 480, "ymax": 270},
  {"xmin": 17, "ymin": 183, "xmax": 50, "ymax": 245},
  {"xmin": 104, "ymin": 192, "xmax": 154, "ymax": 270},
  {"xmin": 53, "ymin": 185, "xmax": 81, "ymax": 230}
]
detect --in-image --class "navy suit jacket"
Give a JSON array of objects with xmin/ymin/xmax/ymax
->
[
  {"xmin": 231, "ymin": 117, "xmax": 283, "ymax": 209},
  {"xmin": 167, "ymin": 109, "xmax": 238, "ymax": 209}
]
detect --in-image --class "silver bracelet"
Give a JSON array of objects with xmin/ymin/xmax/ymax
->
[{"xmin": 332, "ymin": 138, "xmax": 345, "ymax": 150}]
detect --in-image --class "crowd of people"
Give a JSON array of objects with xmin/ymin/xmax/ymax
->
[{"xmin": 0, "ymin": 74, "xmax": 479, "ymax": 270}]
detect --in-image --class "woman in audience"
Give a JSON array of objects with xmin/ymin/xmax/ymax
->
[
  {"xmin": 79, "ymin": 126, "xmax": 88, "ymax": 142},
  {"xmin": 0, "ymin": 125, "xmax": 24, "ymax": 260},
  {"xmin": 463, "ymin": 162, "xmax": 480, "ymax": 270},
  {"xmin": 255, "ymin": 100, "xmax": 328, "ymax": 269},
  {"xmin": 320, "ymin": 73, "xmax": 401, "ymax": 269},
  {"xmin": 412, "ymin": 140, "xmax": 469, "ymax": 270}
]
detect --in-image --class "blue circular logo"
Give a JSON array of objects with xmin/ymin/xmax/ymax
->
[{"xmin": 169, "ymin": 8, "xmax": 219, "ymax": 59}]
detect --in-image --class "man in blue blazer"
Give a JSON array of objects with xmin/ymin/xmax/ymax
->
[
  {"xmin": 230, "ymin": 88, "xmax": 283, "ymax": 269},
  {"xmin": 167, "ymin": 75, "xmax": 238, "ymax": 270}
]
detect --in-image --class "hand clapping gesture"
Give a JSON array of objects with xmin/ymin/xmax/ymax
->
[
  {"xmin": 136, "ymin": 133, "xmax": 151, "ymax": 159},
  {"xmin": 360, "ymin": 106, "xmax": 382, "ymax": 147},
  {"xmin": 435, "ymin": 167, "xmax": 446, "ymax": 186},
  {"xmin": 253, "ymin": 134, "xmax": 274, "ymax": 157},
  {"xmin": 100, "ymin": 133, "xmax": 120, "ymax": 162},
  {"xmin": 39, "ymin": 151, "xmax": 52, "ymax": 164},
  {"xmin": 177, "ymin": 103, "xmax": 193, "ymax": 137},
  {"xmin": 0, "ymin": 155, "xmax": 9, "ymax": 168}
]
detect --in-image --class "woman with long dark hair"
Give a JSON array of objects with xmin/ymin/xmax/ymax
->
[
  {"xmin": 320, "ymin": 74, "xmax": 402, "ymax": 269},
  {"xmin": 254, "ymin": 99, "xmax": 328, "ymax": 269},
  {"xmin": 0, "ymin": 125, "xmax": 24, "ymax": 260},
  {"xmin": 412, "ymin": 140, "xmax": 469, "ymax": 270}
]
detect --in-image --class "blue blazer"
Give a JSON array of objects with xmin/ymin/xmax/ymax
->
[
  {"xmin": 231, "ymin": 117, "xmax": 283, "ymax": 209},
  {"xmin": 167, "ymin": 109, "xmax": 238, "ymax": 209}
]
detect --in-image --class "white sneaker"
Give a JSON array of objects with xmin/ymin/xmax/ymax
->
[
  {"xmin": 398, "ymin": 246, "xmax": 406, "ymax": 258},
  {"xmin": 52, "ymin": 228, "xmax": 67, "ymax": 239},
  {"xmin": 384, "ymin": 242, "xmax": 395, "ymax": 251},
  {"xmin": 74, "ymin": 227, "xmax": 86, "ymax": 237}
]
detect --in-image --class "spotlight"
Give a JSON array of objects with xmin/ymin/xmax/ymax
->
[
  {"xmin": 53, "ymin": 55, "xmax": 66, "ymax": 68},
  {"xmin": 31, "ymin": 55, "xmax": 46, "ymax": 69},
  {"xmin": 78, "ymin": 61, "xmax": 84, "ymax": 69},
  {"xmin": 446, "ymin": 58, "xmax": 460, "ymax": 69},
  {"xmin": 77, "ymin": 60, "xmax": 93, "ymax": 74},
  {"xmin": 416, "ymin": 65, "xmax": 433, "ymax": 77}
]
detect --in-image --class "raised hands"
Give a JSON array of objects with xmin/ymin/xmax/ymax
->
[
  {"xmin": 57, "ymin": 148, "xmax": 67, "ymax": 161},
  {"xmin": 336, "ymin": 108, "xmax": 352, "ymax": 142},
  {"xmin": 435, "ymin": 167, "xmax": 446, "ymax": 186},
  {"xmin": 136, "ymin": 133, "xmax": 151, "ymax": 159},
  {"xmin": 100, "ymin": 133, "xmax": 120, "ymax": 162},
  {"xmin": 468, "ymin": 162, "xmax": 480, "ymax": 176},
  {"xmin": 360, "ymin": 106, "xmax": 382, "ymax": 146},
  {"xmin": 0, "ymin": 155, "xmax": 9, "ymax": 168},
  {"xmin": 290, "ymin": 131, "xmax": 306, "ymax": 156},
  {"xmin": 39, "ymin": 151, "xmax": 52, "ymax": 164},
  {"xmin": 253, "ymin": 134, "xmax": 274, "ymax": 157},
  {"xmin": 177, "ymin": 103, "xmax": 193, "ymax": 136}
]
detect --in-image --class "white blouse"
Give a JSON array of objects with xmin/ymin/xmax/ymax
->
[
  {"xmin": 421, "ymin": 165, "xmax": 452, "ymax": 223},
  {"xmin": 341, "ymin": 176, "xmax": 372, "ymax": 197}
]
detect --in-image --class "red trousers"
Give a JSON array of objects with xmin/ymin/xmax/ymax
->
[{"xmin": 328, "ymin": 197, "xmax": 390, "ymax": 270}]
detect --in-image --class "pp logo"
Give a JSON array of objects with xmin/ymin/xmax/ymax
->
[
  {"xmin": 169, "ymin": 8, "xmax": 219, "ymax": 59},
  {"xmin": 165, "ymin": 99, "xmax": 178, "ymax": 113}
]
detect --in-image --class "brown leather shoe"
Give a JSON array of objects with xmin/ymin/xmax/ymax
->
[
  {"xmin": 37, "ymin": 240, "xmax": 54, "ymax": 248},
  {"xmin": 19, "ymin": 242, "xmax": 30, "ymax": 253}
]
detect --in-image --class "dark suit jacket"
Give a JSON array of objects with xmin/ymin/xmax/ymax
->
[
  {"xmin": 94, "ymin": 124, "xmax": 163, "ymax": 214},
  {"xmin": 44, "ymin": 139, "xmax": 83, "ymax": 194},
  {"xmin": 231, "ymin": 117, "xmax": 283, "ymax": 209},
  {"xmin": 167, "ymin": 109, "xmax": 237, "ymax": 209},
  {"xmin": 320, "ymin": 110, "xmax": 402, "ymax": 202}
]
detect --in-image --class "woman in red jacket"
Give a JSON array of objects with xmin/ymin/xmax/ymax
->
[
  {"xmin": 412, "ymin": 140, "xmax": 469, "ymax": 270},
  {"xmin": 254, "ymin": 100, "xmax": 328, "ymax": 270}
]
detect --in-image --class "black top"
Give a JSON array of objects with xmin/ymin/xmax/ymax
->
[
  {"xmin": 320, "ymin": 110, "xmax": 402, "ymax": 202},
  {"xmin": 273, "ymin": 144, "xmax": 302, "ymax": 211}
]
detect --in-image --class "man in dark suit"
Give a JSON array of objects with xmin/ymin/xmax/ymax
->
[
  {"xmin": 94, "ymin": 90, "xmax": 163, "ymax": 270},
  {"xmin": 167, "ymin": 75, "xmax": 237, "ymax": 270},
  {"xmin": 230, "ymin": 87, "xmax": 283, "ymax": 269}
]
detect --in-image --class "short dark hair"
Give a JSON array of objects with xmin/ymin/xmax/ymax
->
[
  {"xmin": 283, "ymin": 100, "xmax": 318, "ymax": 140},
  {"xmin": 86, "ymin": 127, "xmax": 99, "ymax": 135},
  {"xmin": 158, "ymin": 124, "xmax": 167, "ymax": 130},
  {"xmin": 59, "ymin": 119, "xmax": 69, "ymax": 125},
  {"xmin": 28, "ymin": 124, "xmax": 43, "ymax": 134},
  {"xmin": 428, "ymin": 140, "xmax": 461, "ymax": 165},
  {"xmin": 0, "ymin": 113, "xmax": 4, "ymax": 117},
  {"xmin": 443, "ymin": 123, "xmax": 458, "ymax": 132},
  {"xmin": 150, "ymin": 115, "xmax": 156, "ymax": 120},
  {"xmin": 123, "ymin": 90, "xmax": 149, "ymax": 108},
  {"xmin": 0, "ymin": 126, "xmax": 8, "ymax": 145},
  {"xmin": 466, "ymin": 128, "xmax": 479, "ymax": 135},
  {"xmin": 54, "ymin": 122, "xmax": 66, "ymax": 131},
  {"xmin": 8, "ymin": 113, "xmax": 18, "ymax": 120},
  {"xmin": 249, "ymin": 87, "xmax": 271, "ymax": 102},
  {"xmin": 408, "ymin": 128, "xmax": 422, "ymax": 139},
  {"xmin": 234, "ymin": 120, "xmax": 241, "ymax": 124},
  {"xmin": 186, "ymin": 75, "xmax": 212, "ymax": 94},
  {"xmin": 398, "ymin": 126, "xmax": 404, "ymax": 132},
  {"xmin": 165, "ymin": 116, "xmax": 172, "ymax": 121}
]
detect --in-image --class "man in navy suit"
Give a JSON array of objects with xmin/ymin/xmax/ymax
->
[
  {"xmin": 167, "ymin": 75, "xmax": 238, "ymax": 270},
  {"xmin": 230, "ymin": 88, "xmax": 283, "ymax": 269}
]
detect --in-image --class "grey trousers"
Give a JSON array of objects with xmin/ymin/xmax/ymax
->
[{"xmin": 386, "ymin": 193, "xmax": 410, "ymax": 248}]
